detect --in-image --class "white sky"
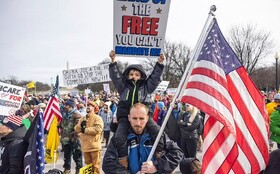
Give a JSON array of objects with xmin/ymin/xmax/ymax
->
[{"xmin": 0, "ymin": 0, "xmax": 280, "ymax": 84}]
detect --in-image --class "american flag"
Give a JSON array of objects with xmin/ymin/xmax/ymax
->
[
  {"xmin": 24, "ymin": 110, "xmax": 45, "ymax": 174},
  {"xmin": 6, "ymin": 115, "xmax": 22, "ymax": 126},
  {"xmin": 181, "ymin": 18, "xmax": 269, "ymax": 173},
  {"xmin": 44, "ymin": 75, "xmax": 62, "ymax": 130},
  {"xmin": 51, "ymin": 75, "xmax": 59, "ymax": 96}
]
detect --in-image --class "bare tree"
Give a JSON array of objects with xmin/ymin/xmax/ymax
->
[
  {"xmin": 145, "ymin": 40, "xmax": 191, "ymax": 87},
  {"xmin": 164, "ymin": 41, "xmax": 191, "ymax": 77},
  {"xmin": 251, "ymin": 66, "xmax": 274, "ymax": 91},
  {"xmin": 228, "ymin": 24, "xmax": 274, "ymax": 75}
]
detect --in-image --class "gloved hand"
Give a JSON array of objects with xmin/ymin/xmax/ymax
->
[{"xmin": 81, "ymin": 120, "xmax": 87, "ymax": 133}]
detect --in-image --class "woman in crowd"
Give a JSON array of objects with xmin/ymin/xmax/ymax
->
[{"xmin": 177, "ymin": 104, "xmax": 201, "ymax": 158}]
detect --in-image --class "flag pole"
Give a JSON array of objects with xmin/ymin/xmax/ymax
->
[
  {"xmin": 53, "ymin": 150, "xmax": 57, "ymax": 169},
  {"xmin": 34, "ymin": 82, "xmax": 36, "ymax": 95},
  {"xmin": 177, "ymin": 5, "xmax": 217, "ymax": 100},
  {"xmin": 147, "ymin": 5, "xmax": 217, "ymax": 162}
]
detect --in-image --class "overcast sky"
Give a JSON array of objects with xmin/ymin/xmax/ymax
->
[{"xmin": 0, "ymin": 0, "xmax": 280, "ymax": 85}]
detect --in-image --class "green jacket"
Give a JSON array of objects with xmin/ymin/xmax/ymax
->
[
  {"xmin": 270, "ymin": 109, "xmax": 280, "ymax": 143},
  {"xmin": 59, "ymin": 109, "xmax": 81, "ymax": 145}
]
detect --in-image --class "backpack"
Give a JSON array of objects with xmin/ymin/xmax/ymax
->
[
  {"xmin": 45, "ymin": 169, "xmax": 63, "ymax": 174},
  {"xmin": 197, "ymin": 115, "xmax": 204, "ymax": 135}
]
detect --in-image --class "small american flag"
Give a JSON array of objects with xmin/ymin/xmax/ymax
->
[
  {"xmin": 44, "ymin": 75, "xmax": 62, "ymax": 130},
  {"xmin": 51, "ymin": 75, "xmax": 59, "ymax": 96},
  {"xmin": 181, "ymin": 18, "xmax": 269, "ymax": 173},
  {"xmin": 6, "ymin": 115, "xmax": 22, "ymax": 126}
]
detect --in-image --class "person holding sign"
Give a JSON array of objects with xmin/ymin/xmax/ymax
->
[
  {"xmin": 102, "ymin": 103, "xmax": 183, "ymax": 174},
  {"xmin": 108, "ymin": 50, "xmax": 165, "ymax": 168}
]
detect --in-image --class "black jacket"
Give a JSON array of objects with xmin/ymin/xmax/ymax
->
[
  {"xmin": 109, "ymin": 62, "xmax": 164, "ymax": 119},
  {"xmin": 164, "ymin": 110, "xmax": 180, "ymax": 142},
  {"xmin": 0, "ymin": 126, "xmax": 27, "ymax": 174},
  {"xmin": 102, "ymin": 129, "xmax": 183, "ymax": 174},
  {"xmin": 177, "ymin": 112, "xmax": 200, "ymax": 139}
]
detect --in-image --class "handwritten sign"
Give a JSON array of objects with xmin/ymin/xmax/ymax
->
[
  {"xmin": 62, "ymin": 64, "xmax": 110, "ymax": 86},
  {"xmin": 0, "ymin": 82, "xmax": 25, "ymax": 116},
  {"xmin": 113, "ymin": 0, "xmax": 171, "ymax": 57}
]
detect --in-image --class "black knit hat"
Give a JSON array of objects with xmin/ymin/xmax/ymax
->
[{"xmin": 26, "ymin": 99, "xmax": 36, "ymax": 106}]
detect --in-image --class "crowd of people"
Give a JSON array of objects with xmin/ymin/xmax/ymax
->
[{"xmin": 2, "ymin": 51, "xmax": 280, "ymax": 174}]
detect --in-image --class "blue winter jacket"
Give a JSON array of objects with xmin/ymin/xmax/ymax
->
[
  {"xmin": 127, "ymin": 131, "xmax": 155, "ymax": 174},
  {"xmin": 102, "ymin": 128, "xmax": 184, "ymax": 174}
]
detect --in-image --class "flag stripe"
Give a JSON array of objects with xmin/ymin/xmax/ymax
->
[
  {"xmin": 216, "ymin": 140, "xmax": 238, "ymax": 174},
  {"xmin": 182, "ymin": 91, "xmax": 235, "ymax": 134},
  {"xmin": 202, "ymin": 116, "xmax": 238, "ymax": 174},
  {"xmin": 236, "ymin": 68, "xmax": 268, "ymax": 120},
  {"xmin": 44, "ymin": 95, "xmax": 62, "ymax": 130},
  {"xmin": 227, "ymin": 72, "xmax": 268, "ymax": 171},
  {"xmin": 191, "ymin": 66, "xmax": 227, "ymax": 88},
  {"xmin": 232, "ymin": 158, "xmax": 245, "ymax": 174},
  {"xmin": 235, "ymin": 126, "xmax": 260, "ymax": 172},
  {"xmin": 8, "ymin": 115, "xmax": 23, "ymax": 126},
  {"xmin": 229, "ymin": 70, "xmax": 268, "ymax": 140},
  {"xmin": 232, "ymin": 104, "xmax": 264, "ymax": 172},
  {"xmin": 235, "ymin": 146, "xmax": 251, "ymax": 173},
  {"xmin": 186, "ymin": 81, "xmax": 232, "ymax": 114}
]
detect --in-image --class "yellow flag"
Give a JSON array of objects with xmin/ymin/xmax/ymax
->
[
  {"xmin": 27, "ymin": 81, "xmax": 36, "ymax": 89},
  {"xmin": 45, "ymin": 116, "xmax": 60, "ymax": 163}
]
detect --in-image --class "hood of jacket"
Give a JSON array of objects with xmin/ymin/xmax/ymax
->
[
  {"xmin": 0, "ymin": 126, "xmax": 27, "ymax": 143},
  {"xmin": 123, "ymin": 64, "xmax": 147, "ymax": 80}
]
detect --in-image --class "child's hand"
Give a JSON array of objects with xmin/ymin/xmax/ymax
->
[
  {"xmin": 109, "ymin": 50, "xmax": 116, "ymax": 63},
  {"xmin": 158, "ymin": 53, "xmax": 165, "ymax": 64}
]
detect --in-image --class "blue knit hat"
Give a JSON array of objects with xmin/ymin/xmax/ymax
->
[
  {"xmin": 65, "ymin": 99, "xmax": 76, "ymax": 108},
  {"xmin": 157, "ymin": 101, "xmax": 165, "ymax": 110}
]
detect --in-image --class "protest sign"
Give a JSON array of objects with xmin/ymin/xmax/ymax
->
[
  {"xmin": 62, "ymin": 64, "xmax": 110, "ymax": 86},
  {"xmin": 103, "ymin": 83, "xmax": 111, "ymax": 95},
  {"xmin": 0, "ymin": 82, "xmax": 25, "ymax": 116},
  {"xmin": 113, "ymin": 0, "xmax": 171, "ymax": 57},
  {"xmin": 166, "ymin": 88, "xmax": 177, "ymax": 96},
  {"xmin": 155, "ymin": 80, "xmax": 169, "ymax": 93},
  {"xmin": 79, "ymin": 164, "xmax": 93, "ymax": 174},
  {"xmin": 84, "ymin": 88, "xmax": 92, "ymax": 95},
  {"xmin": 70, "ymin": 90, "xmax": 79, "ymax": 97}
]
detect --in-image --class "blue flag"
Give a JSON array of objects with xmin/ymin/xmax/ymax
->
[{"xmin": 24, "ymin": 110, "xmax": 45, "ymax": 174}]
